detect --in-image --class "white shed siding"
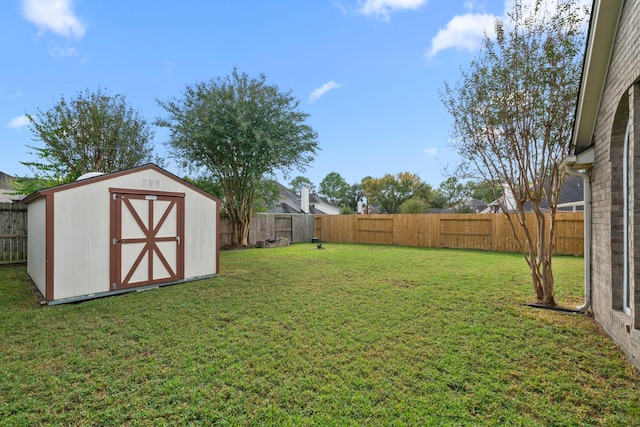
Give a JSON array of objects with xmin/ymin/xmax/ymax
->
[
  {"xmin": 27, "ymin": 197, "xmax": 46, "ymax": 296},
  {"xmin": 53, "ymin": 185, "xmax": 111, "ymax": 300},
  {"xmin": 184, "ymin": 188, "xmax": 218, "ymax": 277}
]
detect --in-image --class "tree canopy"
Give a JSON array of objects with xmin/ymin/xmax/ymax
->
[
  {"xmin": 289, "ymin": 176, "xmax": 315, "ymax": 195},
  {"xmin": 362, "ymin": 172, "xmax": 431, "ymax": 214},
  {"xmin": 319, "ymin": 172, "xmax": 349, "ymax": 206},
  {"xmin": 440, "ymin": 0, "xmax": 589, "ymax": 305},
  {"xmin": 157, "ymin": 69, "xmax": 319, "ymax": 246},
  {"xmin": 19, "ymin": 87, "xmax": 156, "ymax": 193},
  {"xmin": 465, "ymin": 180, "xmax": 502, "ymax": 203},
  {"xmin": 437, "ymin": 177, "xmax": 466, "ymax": 208}
]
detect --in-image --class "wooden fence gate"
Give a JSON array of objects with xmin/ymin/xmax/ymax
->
[
  {"xmin": 219, "ymin": 213, "xmax": 315, "ymax": 247},
  {"xmin": 0, "ymin": 202, "xmax": 27, "ymax": 264}
]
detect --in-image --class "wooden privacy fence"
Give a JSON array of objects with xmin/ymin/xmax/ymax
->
[
  {"xmin": 0, "ymin": 202, "xmax": 28, "ymax": 263},
  {"xmin": 314, "ymin": 212, "xmax": 584, "ymax": 256},
  {"xmin": 219, "ymin": 213, "xmax": 315, "ymax": 247},
  {"xmin": 3, "ymin": 210, "xmax": 582, "ymax": 261}
]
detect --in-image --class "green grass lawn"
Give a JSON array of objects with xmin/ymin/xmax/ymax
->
[{"xmin": 1, "ymin": 244, "xmax": 639, "ymax": 425}]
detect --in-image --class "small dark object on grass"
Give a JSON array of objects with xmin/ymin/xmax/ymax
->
[{"xmin": 312, "ymin": 237, "xmax": 324, "ymax": 249}]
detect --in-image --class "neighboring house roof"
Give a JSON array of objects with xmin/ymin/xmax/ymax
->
[
  {"xmin": 428, "ymin": 198, "xmax": 488, "ymax": 214},
  {"xmin": 482, "ymin": 176, "xmax": 584, "ymax": 213},
  {"xmin": 0, "ymin": 172, "xmax": 22, "ymax": 203},
  {"xmin": 0, "ymin": 171, "xmax": 15, "ymax": 189},
  {"xmin": 0, "ymin": 189, "xmax": 24, "ymax": 204},
  {"xmin": 456, "ymin": 197, "xmax": 488, "ymax": 213},
  {"xmin": 266, "ymin": 182, "xmax": 339, "ymax": 215}
]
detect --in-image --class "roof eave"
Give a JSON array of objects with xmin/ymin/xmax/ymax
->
[{"xmin": 571, "ymin": 0, "xmax": 624, "ymax": 154}]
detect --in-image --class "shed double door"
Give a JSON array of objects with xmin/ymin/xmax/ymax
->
[{"xmin": 110, "ymin": 190, "xmax": 185, "ymax": 290}]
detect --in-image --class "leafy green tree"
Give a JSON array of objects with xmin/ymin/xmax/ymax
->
[
  {"xmin": 182, "ymin": 175, "xmax": 224, "ymax": 200},
  {"xmin": 18, "ymin": 87, "xmax": 156, "ymax": 194},
  {"xmin": 437, "ymin": 177, "xmax": 467, "ymax": 208},
  {"xmin": 429, "ymin": 193, "xmax": 448, "ymax": 209},
  {"xmin": 440, "ymin": 0, "xmax": 588, "ymax": 305},
  {"xmin": 400, "ymin": 197, "xmax": 428, "ymax": 214},
  {"xmin": 157, "ymin": 69, "xmax": 319, "ymax": 246},
  {"xmin": 362, "ymin": 172, "xmax": 428, "ymax": 214},
  {"xmin": 252, "ymin": 180, "xmax": 280, "ymax": 214},
  {"xmin": 183, "ymin": 174, "xmax": 277, "ymax": 216},
  {"xmin": 343, "ymin": 182, "xmax": 364, "ymax": 212},
  {"xmin": 289, "ymin": 176, "xmax": 315, "ymax": 195},
  {"xmin": 465, "ymin": 180, "xmax": 502, "ymax": 202},
  {"xmin": 340, "ymin": 205, "xmax": 355, "ymax": 214},
  {"xmin": 319, "ymin": 171, "xmax": 349, "ymax": 206}
]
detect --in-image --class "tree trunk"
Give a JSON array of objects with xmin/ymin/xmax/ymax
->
[
  {"xmin": 238, "ymin": 219, "xmax": 250, "ymax": 247},
  {"xmin": 226, "ymin": 194, "xmax": 254, "ymax": 247},
  {"xmin": 229, "ymin": 215, "xmax": 251, "ymax": 247},
  {"xmin": 534, "ymin": 208, "xmax": 556, "ymax": 306},
  {"xmin": 504, "ymin": 207, "xmax": 555, "ymax": 306}
]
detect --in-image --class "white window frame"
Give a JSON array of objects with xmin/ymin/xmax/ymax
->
[{"xmin": 623, "ymin": 118, "xmax": 632, "ymax": 315}]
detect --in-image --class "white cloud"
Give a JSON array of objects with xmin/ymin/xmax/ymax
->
[
  {"xmin": 22, "ymin": 0, "xmax": 86, "ymax": 39},
  {"xmin": 309, "ymin": 81, "xmax": 343, "ymax": 103},
  {"xmin": 463, "ymin": 1, "xmax": 477, "ymax": 12},
  {"xmin": 48, "ymin": 44, "xmax": 79, "ymax": 59},
  {"xmin": 427, "ymin": 13, "xmax": 497, "ymax": 58},
  {"xmin": 427, "ymin": 0, "xmax": 591, "ymax": 58},
  {"xmin": 424, "ymin": 147, "xmax": 437, "ymax": 156},
  {"xmin": 7, "ymin": 115, "xmax": 30, "ymax": 129},
  {"xmin": 359, "ymin": 0, "xmax": 426, "ymax": 21}
]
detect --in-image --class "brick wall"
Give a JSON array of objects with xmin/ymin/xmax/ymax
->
[{"xmin": 590, "ymin": 0, "xmax": 640, "ymax": 369}]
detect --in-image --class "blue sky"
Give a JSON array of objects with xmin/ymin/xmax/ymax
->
[{"xmin": 2, "ymin": 0, "xmax": 543, "ymax": 189}]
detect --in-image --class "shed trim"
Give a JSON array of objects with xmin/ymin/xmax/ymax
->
[
  {"xmin": 109, "ymin": 187, "xmax": 186, "ymax": 199},
  {"xmin": 110, "ymin": 189, "xmax": 186, "ymax": 290},
  {"xmin": 216, "ymin": 199, "xmax": 220, "ymax": 274},
  {"xmin": 23, "ymin": 164, "xmax": 222, "ymax": 205},
  {"xmin": 45, "ymin": 273, "xmax": 217, "ymax": 306},
  {"xmin": 45, "ymin": 193, "xmax": 54, "ymax": 301}
]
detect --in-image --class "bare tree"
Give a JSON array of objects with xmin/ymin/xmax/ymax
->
[{"xmin": 440, "ymin": 0, "xmax": 589, "ymax": 306}]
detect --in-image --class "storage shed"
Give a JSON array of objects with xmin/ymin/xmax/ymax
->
[{"xmin": 23, "ymin": 164, "xmax": 221, "ymax": 305}]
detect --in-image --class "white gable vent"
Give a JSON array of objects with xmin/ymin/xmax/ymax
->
[{"xmin": 140, "ymin": 177, "xmax": 161, "ymax": 189}]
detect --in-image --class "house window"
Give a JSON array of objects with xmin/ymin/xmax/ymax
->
[{"xmin": 623, "ymin": 117, "xmax": 632, "ymax": 315}]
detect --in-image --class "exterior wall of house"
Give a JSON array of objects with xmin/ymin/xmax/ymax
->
[
  {"xmin": 590, "ymin": 0, "xmax": 640, "ymax": 368},
  {"xmin": 26, "ymin": 197, "xmax": 46, "ymax": 296}
]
